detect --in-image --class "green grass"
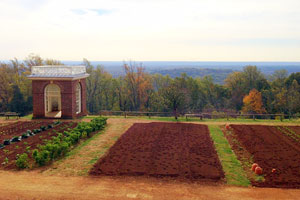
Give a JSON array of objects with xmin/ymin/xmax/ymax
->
[
  {"xmin": 208, "ymin": 125, "xmax": 250, "ymax": 187},
  {"xmin": 22, "ymin": 114, "xmax": 33, "ymax": 119},
  {"xmin": 84, "ymin": 115, "xmax": 300, "ymax": 124},
  {"xmin": 65, "ymin": 130, "xmax": 104, "ymax": 158}
]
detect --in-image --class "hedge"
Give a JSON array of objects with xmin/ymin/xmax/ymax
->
[{"xmin": 31, "ymin": 117, "xmax": 107, "ymax": 167}]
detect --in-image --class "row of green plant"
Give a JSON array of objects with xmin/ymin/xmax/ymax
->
[
  {"xmin": 15, "ymin": 117, "xmax": 107, "ymax": 169},
  {"xmin": 277, "ymin": 126, "xmax": 300, "ymax": 143}
]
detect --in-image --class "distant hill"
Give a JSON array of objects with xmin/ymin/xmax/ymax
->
[
  {"xmin": 150, "ymin": 68, "xmax": 235, "ymax": 84},
  {"xmin": 2, "ymin": 60, "xmax": 300, "ymax": 84}
]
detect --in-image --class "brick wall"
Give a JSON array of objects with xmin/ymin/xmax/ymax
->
[{"xmin": 32, "ymin": 78, "xmax": 88, "ymax": 119}]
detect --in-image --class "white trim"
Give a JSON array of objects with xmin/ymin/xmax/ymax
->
[
  {"xmin": 44, "ymin": 84, "xmax": 62, "ymax": 117},
  {"xmin": 28, "ymin": 75, "xmax": 89, "ymax": 80},
  {"xmin": 76, "ymin": 83, "xmax": 82, "ymax": 114}
]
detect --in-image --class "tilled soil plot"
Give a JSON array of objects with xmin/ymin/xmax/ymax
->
[
  {"xmin": 90, "ymin": 122, "xmax": 224, "ymax": 182},
  {"xmin": 0, "ymin": 121, "xmax": 51, "ymax": 141},
  {"xmin": 230, "ymin": 125, "xmax": 300, "ymax": 188}
]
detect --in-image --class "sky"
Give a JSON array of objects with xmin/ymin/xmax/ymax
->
[{"xmin": 0, "ymin": 0, "xmax": 300, "ymax": 61}]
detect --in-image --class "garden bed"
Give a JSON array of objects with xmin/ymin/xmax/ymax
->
[
  {"xmin": 0, "ymin": 117, "xmax": 107, "ymax": 170},
  {"xmin": 228, "ymin": 125, "xmax": 300, "ymax": 188},
  {"xmin": 0, "ymin": 121, "xmax": 77, "ymax": 169},
  {"xmin": 90, "ymin": 122, "xmax": 224, "ymax": 182}
]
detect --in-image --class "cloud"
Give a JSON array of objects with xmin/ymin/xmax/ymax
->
[
  {"xmin": 70, "ymin": 8, "xmax": 112, "ymax": 16},
  {"xmin": 71, "ymin": 9, "xmax": 87, "ymax": 15},
  {"xmin": 8, "ymin": 0, "xmax": 49, "ymax": 10},
  {"xmin": 89, "ymin": 9, "xmax": 112, "ymax": 16}
]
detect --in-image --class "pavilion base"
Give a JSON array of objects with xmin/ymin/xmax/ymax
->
[{"xmin": 45, "ymin": 111, "xmax": 62, "ymax": 118}]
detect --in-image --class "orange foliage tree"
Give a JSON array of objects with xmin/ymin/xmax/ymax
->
[
  {"xmin": 124, "ymin": 62, "xmax": 153, "ymax": 111},
  {"xmin": 242, "ymin": 89, "xmax": 265, "ymax": 114}
]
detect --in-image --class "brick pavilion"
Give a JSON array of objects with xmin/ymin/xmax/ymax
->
[{"xmin": 28, "ymin": 65, "xmax": 89, "ymax": 119}]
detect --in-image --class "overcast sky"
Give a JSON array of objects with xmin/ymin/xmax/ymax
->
[{"xmin": 0, "ymin": 0, "xmax": 299, "ymax": 61}]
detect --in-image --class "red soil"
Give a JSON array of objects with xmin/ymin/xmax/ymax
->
[
  {"xmin": 0, "ymin": 121, "xmax": 51, "ymax": 141},
  {"xmin": 288, "ymin": 126, "xmax": 300, "ymax": 138},
  {"xmin": 0, "ymin": 121, "xmax": 77, "ymax": 170},
  {"xmin": 230, "ymin": 125, "xmax": 300, "ymax": 188},
  {"xmin": 90, "ymin": 122, "xmax": 224, "ymax": 182}
]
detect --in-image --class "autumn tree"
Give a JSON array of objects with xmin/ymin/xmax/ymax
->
[
  {"xmin": 123, "ymin": 62, "xmax": 153, "ymax": 111},
  {"xmin": 84, "ymin": 59, "xmax": 115, "ymax": 113},
  {"xmin": 225, "ymin": 72, "xmax": 245, "ymax": 110},
  {"xmin": 242, "ymin": 89, "xmax": 265, "ymax": 114},
  {"xmin": 162, "ymin": 80, "xmax": 186, "ymax": 120}
]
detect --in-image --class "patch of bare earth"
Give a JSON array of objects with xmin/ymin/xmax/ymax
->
[
  {"xmin": 1, "ymin": 170, "xmax": 300, "ymax": 200},
  {"xmin": 1, "ymin": 118, "xmax": 300, "ymax": 199}
]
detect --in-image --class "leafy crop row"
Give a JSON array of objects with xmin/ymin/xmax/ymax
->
[{"xmin": 16, "ymin": 117, "xmax": 107, "ymax": 169}]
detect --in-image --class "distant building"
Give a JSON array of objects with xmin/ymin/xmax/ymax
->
[{"xmin": 28, "ymin": 65, "xmax": 89, "ymax": 119}]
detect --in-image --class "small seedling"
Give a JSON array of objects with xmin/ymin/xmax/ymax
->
[{"xmin": 1, "ymin": 157, "xmax": 9, "ymax": 165}]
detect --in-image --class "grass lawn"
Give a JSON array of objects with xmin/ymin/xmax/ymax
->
[
  {"xmin": 83, "ymin": 115, "xmax": 300, "ymax": 125},
  {"xmin": 208, "ymin": 125, "xmax": 250, "ymax": 187}
]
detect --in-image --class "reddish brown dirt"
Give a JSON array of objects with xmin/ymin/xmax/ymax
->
[
  {"xmin": 230, "ymin": 125, "xmax": 300, "ymax": 188},
  {"xmin": 0, "ymin": 122, "xmax": 78, "ymax": 170},
  {"xmin": 90, "ymin": 122, "xmax": 224, "ymax": 182},
  {"xmin": 288, "ymin": 126, "xmax": 300, "ymax": 138},
  {"xmin": 0, "ymin": 121, "xmax": 52, "ymax": 141},
  {"xmin": 276, "ymin": 126, "xmax": 300, "ymax": 147}
]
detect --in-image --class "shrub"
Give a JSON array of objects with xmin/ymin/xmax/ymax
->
[
  {"xmin": 16, "ymin": 153, "xmax": 29, "ymax": 169},
  {"xmin": 11, "ymin": 136, "xmax": 21, "ymax": 142},
  {"xmin": 3, "ymin": 139, "xmax": 10, "ymax": 145},
  {"xmin": 32, "ymin": 149, "xmax": 50, "ymax": 166},
  {"xmin": 54, "ymin": 121, "xmax": 61, "ymax": 125},
  {"xmin": 31, "ymin": 117, "xmax": 107, "ymax": 167},
  {"xmin": 33, "ymin": 129, "xmax": 41, "ymax": 134},
  {"xmin": 27, "ymin": 130, "xmax": 34, "ymax": 136},
  {"xmin": 22, "ymin": 133, "xmax": 29, "ymax": 139}
]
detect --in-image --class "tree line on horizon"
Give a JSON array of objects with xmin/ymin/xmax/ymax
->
[{"xmin": 0, "ymin": 54, "xmax": 300, "ymax": 117}]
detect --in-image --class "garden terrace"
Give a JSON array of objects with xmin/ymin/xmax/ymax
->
[
  {"xmin": 229, "ymin": 125, "xmax": 300, "ymax": 188},
  {"xmin": 90, "ymin": 122, "xmax": 224, "ymax": 182}
]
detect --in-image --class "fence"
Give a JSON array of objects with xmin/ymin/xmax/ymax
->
[
  {"xmin": 98, "ymin": 110, "xmax": 297, "ymax": 121},
  {"xmin": 184, "ymin": 113, "xmax": 287, "ymax": 121},
  {"xmin": 99, "ymin": 110, "xmax": 173, "ymax": 118}
]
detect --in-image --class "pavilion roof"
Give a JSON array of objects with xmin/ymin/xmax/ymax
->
[{"xmin": 27, "ymin": 65, "xmax": 89, "ymax": 80}]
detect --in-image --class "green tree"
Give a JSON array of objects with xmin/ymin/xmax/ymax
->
[
  {"xmin": 162, "ymin": 80, "xmax": 186, "ymax": 120},
  {"xmin": 285, "ymin": 72, "xmax": 300, "ymax": 88},
  {"xmin": 9, "ymin": 85, "xmax": 27, "ymax": 115},
  {"xmin": 287, "ymin": 80, "xmax": 300, "ymax": 116}
]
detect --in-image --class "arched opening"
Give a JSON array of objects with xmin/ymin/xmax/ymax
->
[
  {"xmin": 76, "ymin": 83, "xmax": 81, "ymax": 114},
  {"xmin": 44, "ymin": 84, "xmax": 62, "ymax": 118}
]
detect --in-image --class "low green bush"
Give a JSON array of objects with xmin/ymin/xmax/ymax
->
[
  {"xmin": 31, "ymin": 116, "xmax": 107, "ymax": 166},
  {"xmin": 16, "ymin": 153, "xmax": 29, "ymax": 169}
]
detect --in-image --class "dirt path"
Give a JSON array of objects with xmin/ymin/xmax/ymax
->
[{"xmin": 1, "ymin": 170, "xmax": 300, "ymax": 200}]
